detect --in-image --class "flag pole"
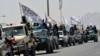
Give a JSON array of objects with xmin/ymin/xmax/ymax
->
[
  {"xmin": 60, "ymin": 8, "xmax": 63, "ymax": 24},
  {"xmin": 19, "ymin": 2, "xmax": 23, "ymax": 16},
  {"xmin": 47, "ymin": 0, "xmax": 50, "ymax": 16},
  {"xmin": 59, "ymin": 0, "xmax": 63, "ymax": 24}
]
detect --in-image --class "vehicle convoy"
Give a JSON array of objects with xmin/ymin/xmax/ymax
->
[
  {"xmin": 32, "ymin": 29, "xmax": 54, "ymax": 53},
  {"xmin": 84, "ymin": 29, "xmax": 98, "ymax": 42},
  {"xmin": 1, "ymin": 24, "xmax": 36, "ymax": 56},
  {"xmin": 58, "ymin": 31, "xmax": 70, "ymax": 47}
]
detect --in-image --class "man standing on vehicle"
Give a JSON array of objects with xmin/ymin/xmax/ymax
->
[
  {"xmin": 69, "ymin": 25, "xmax": 78, "ymax": 35},
  {"xmin": 93, "ymin": 25, "xmax": 98, "ymax": 34},
  {"xmin": 42, "ymin": 20, "xmax": 48, "ymax": 30},
  {"xmin": 53, "ymin": 24, "xmax": 59, "ymax": 38}
]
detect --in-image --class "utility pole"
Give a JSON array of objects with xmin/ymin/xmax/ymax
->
[
  {"xmin": 47, "ymin": 0, "xmax": 50, "ymax": 16},
  {"xmin": 60, "ymin": 7, "xmax": 62, "ymax": 24},
  {"xmin": 59, "ymin": 0, "xmax": 63, "ymax": 24}
]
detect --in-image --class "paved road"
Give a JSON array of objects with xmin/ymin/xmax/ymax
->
[{"xmin": 35, "ymin": 37, "xmax": 100, "ymax": 56}]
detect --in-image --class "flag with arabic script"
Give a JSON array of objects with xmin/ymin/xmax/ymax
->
[{"xmin": 19, "ymin": 3, "xmax": 42, "ymax": 23}]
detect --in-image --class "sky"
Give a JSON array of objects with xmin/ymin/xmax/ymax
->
[{"xmin": 0, "ymin": 0, "xmax": 100, "ymax": 24}]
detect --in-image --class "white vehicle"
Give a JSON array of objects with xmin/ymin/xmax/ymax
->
[
  {"xmin": 58, "ymin": 31, "xmax": 69, "ymax": 47},
  {"xmin": 1, "ymin": 24, "xmax": 36, "ymax": 56}
]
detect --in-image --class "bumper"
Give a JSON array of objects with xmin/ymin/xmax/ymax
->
[
  {"xmin": 13, "ymin": 44, "xmax": 26, "ymax": 54},
  {"xmin": 36, "ymin": 42, "xmax": 47, "ymax": 50},
  {"xmin": 87, "ymin": 35, "xmax": 96, "ymax": 40}
]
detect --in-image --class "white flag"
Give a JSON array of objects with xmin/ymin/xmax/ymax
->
[
  {"xmin": 59, "ymin": 0, "xmax": 62, "ymax": 9},
  {"xmin": 48, "ymin": 16, "xmax": 56, "ymax": 24},
  {"xmin": 19, "ymin": 3, "xmax": 42, "ymax": 23},
  {"xmin": 70, "ymin": 16, "xmax": 77, "ymax": 24},
  {"xmin": 70, "ymin": 16, "xmax": 82, "ymax": 26},
  {"xmin": 64, "ymin": 18, "xmax": 71, "ymax": 31}
]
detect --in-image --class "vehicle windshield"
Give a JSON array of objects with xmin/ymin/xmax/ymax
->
[
  {"xmin": 34, "ymin": 31, "xmax": 46, "ymax": 38},
  {"xmin": 88, "ymin": 29, "xmax": 94, "ymax": 33},
  {"xmin": 3, "ymin": 26, "xmax": 25, "ymax": 36},
  {"xmin": 59, "ymin": 32, "xmax": 63, "ymax": 35}
]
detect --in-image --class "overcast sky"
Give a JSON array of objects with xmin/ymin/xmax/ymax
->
[{"xmin": 0, "ymin": 0, "xmax": 100, "ymax": 24}]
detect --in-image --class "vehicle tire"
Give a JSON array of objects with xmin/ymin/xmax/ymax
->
[
  {"xmin": 52, "ymin": 42, "xmax": 56, "ymax": 49},
  {"xmin": 0, "ymin": 50, "xmax": 2, "ymax": 56},
  {"xmin": 46, "ymin": 47, "xmax": 50, "ymax": 53},
  {"xmin": 68, "ymin": 39, "xmax": 72, "ymax": 46},
  {"xmin": 84, "ymin": 38, "xmax": 88, "ymax": 43},
  {"xmin": 78, "ymin": 38, "xmax": 83, "ymax": 44},
  {"xmin": 65, "ymin": 42, "xmax": 68, "ymax": 47},
  {"xmin": 68, "ymin": 41, "xmax": 72, "ymax": 46},
  {"xmin": 50, "ymin": 45, "xmax": 54, "ymax": 53},
  {"xmin": 78, "ymin": 40, "xmax": 80, "ymax": 44},
  {"xmin": 55, "ymin": 43, "xmax": 59, "ymax": 49},
  {"xmin": 6, "ymin": 50, "xmax": 14, "ymax": 56},
  {"xmin": 79, "ymin": 40, "xmax": 83, "ymax": 44},
  {"xmin": 55, "ymin": 39, "xmax": 59, "ymax": 49},
  {"xmin": 30, "ymin": 46, "xmax": 35, "ymax": 56},
  {"xmin": 72, "ymin": 41, "xmax": 76, "ymax": 45},
  {"xmin": 46, "ymin": 41, "xmax": 51, "ymax": 53},
  {"xmin": 61, "ymin": 41, "xmax": 66, "ymax": 47},
  {"xmin": 81, "ymin": 40, "xmax": 83, "ymax": 44},
  {"xmin": 94, "ymin": 37, "xmax": 98, "ymax": 42},
  {"xmin": 46, "ymin": 44, "xmax": 54, "ymax": 53},
  {"xmin": 23, "ymin": 44, "xmax": 30, "ymax": 56},
  {"xmin": 6, "ymin": 47, "xmax": 14, "ymax": 56},
  {"xmin": 6, "ymin": 52, "xmax": 14, "ymax": 56}
]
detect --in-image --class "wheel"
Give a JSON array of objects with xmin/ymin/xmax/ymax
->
[
  {"xmin": 68, "ymin": 41, "xmax": 72, "ymax": 46},
  {"xmin": 72, "ymin": 41, "xmax": 76, "ymax": 45},
  {"xmin": 0, "ymin": 49, "xmax": 3, "ymax": 56},
  {"xmin": 68, "ymin": 39, "xmax": 72, "ymax": 46},
  {"xmin": 6, "ymin": 51, "xmax": 14, "ymax": 56},
  {"xmin": 55, "ymin": 43, "xmax": 59, "ymax": 49},
  {"xmin": 94, "ymin": 37, "xmax": 98, "ymax": 42},
  {"xmin": 61, "ymin": 41, "xmax": 66, "ymax": 47},
  {"xmin": 30, "ymin": 46, "xmax": 35, "ymax": 56},
  {"xmin": 46, "ymin": 40, "xmax": 54, "ymax": 53},
  {"xmin": 84, "ymin": 37, "xmax": 88, "ymax": 43},
  {"xmin": 72, "ymin": 39, "xmax": 76, "ymax": 46},
  {"xmin": 52, "ymin": 42, "xmax": 56, "ymax": 49},
  {"xmin": 78, "ymin": 40, "xmax": 83, "ymax": 44},
  {"xmin": 46, "ymin": 41, "xmax": 51, "ymax": 53},
  {"xmin": 6, "ymin": 47, "xmax": 14, "ymax": 56},
  {"xmin": 50, "ymin": 45, "xmax": 54, "ymax": 53},
  {"xmin": 46, "ymin": 45, "xmax": 54, "ymax": 53},
  {"xmin": 55, "ymin": 40, "xmax": 59, "ymax": 49},
  {"xmin": 23, "ymin": 44, "xmax": 30, "ymax": 56},
  {"xmin": 78, "ymin": 38, "xmax": 83, "ymax": 44},
  {"xmin": 65, "ymin": 42, "xmax": 68, "ymax": 47}
]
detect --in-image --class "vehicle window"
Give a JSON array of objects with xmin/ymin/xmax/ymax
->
[
  {"xmin": 3, "ymin": 26, "xmax": 25, "ymax": 36},
  {"xmin": 59, "ymin": 32, "xmax": 63, "ymax": 35},
  {"xmin": 34, "ymin": 31, "xmax": 46, "ymax": 38}
]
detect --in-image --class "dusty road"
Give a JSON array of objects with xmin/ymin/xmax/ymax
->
[{"xmin": 35, "ymin": 37, "xmax": 100, "ymax": 56}]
